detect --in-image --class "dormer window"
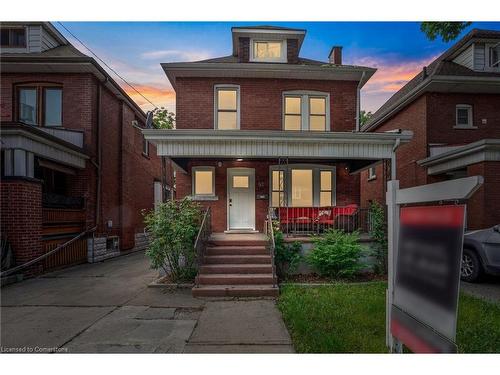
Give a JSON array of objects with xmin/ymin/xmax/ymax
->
[
  {"xmin": 1, "ymin": 28, "xmax": 26, "ymax": 48},
  {"xmin": 488, "ymin": 43, "xmax": 500, "ymax": 69},
  {"xmin": 251, "ymin": 40, "xmax": 286, "ymax": 63}
]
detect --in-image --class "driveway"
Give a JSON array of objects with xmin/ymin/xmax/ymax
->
[
  {"xmin": 461, "ymin": 277, "xmax": 500, "ymax": 304},
  {"xmin": 1, "ymin": 252, "xmax": 293, "ymax": 353}
]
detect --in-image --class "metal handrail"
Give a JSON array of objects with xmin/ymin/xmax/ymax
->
[
  {"xmin": 267, "ymin": 207, "xmax": 278, "ymax": 288},
  {"xmin": 193, "ymin": 207, "xmax": 212, "ymax": 287},
  {"xmin": 0, "ymin": 226, "xmax": 97, "ymax": 278}
]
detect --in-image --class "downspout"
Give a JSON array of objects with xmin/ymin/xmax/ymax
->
[
  {"xmin": 355, "ymin": 71, "xmax": 366, "ymax": 132},
  {"xmin": 391, "ymin": 138, "xmax": 401, "ymax": 181}
]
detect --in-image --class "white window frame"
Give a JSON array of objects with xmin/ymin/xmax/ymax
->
[
  {"xmin": 192, "ymin": 166, "xmax": 217, "ymax": 200},
  {"xmin": 269, "ymin": 164, "xmax": 336, "ymax": 207},
  {"xmin": 454, "ymin": 104, "xmax": 476, "ymax": 129},
  {"xmin": 282, "ymin": 91, "xmax": 330, "ymax": 131},
  {"xmin": 368, "ymin": 167, "xmax": 376, "ymax": 181},
  {"xmin": 214, "ymin": 84, "xmax": 240, "ymax": 130},
  {"xmin": 142, "ymin": 137, "xmax": 149, "ymax": 156},
  {"xmin": 486, "ymin": 42, "xmax": 500, "ymax": 71},
  {"xmin": 250, "ymin": 39, "xmax": 287, "ymax": 63}
]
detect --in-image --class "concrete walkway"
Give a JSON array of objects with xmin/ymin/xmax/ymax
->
[{"xmin": 1, "ymin": 252, "xmax": 293, "ymax": 353}]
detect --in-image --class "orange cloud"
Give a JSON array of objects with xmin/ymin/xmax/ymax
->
[{"xmin": 123, "ymin": 84, "xmax": 176, "ymax": 112}]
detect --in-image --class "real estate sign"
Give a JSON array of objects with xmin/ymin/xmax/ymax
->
[{"xmin": 391, "ymin": 205, "xmax": 466, "ymax": 353}]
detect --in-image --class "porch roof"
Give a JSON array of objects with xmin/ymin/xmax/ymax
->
[{"xmin": 142, "ymin": 129, "xmax": 413, "ymax": 166}]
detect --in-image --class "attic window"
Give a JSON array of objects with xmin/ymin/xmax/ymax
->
[
  {"xmin": 489, "ymin": 43, "xmax": 500, "ymax": 69},
  {"xmin": 251, "ymin": 40, "xmax": 286, "ymax": 62},
  {"xmin": 1, "ymin": 28, "xmax": 26, "ymax": 48}
]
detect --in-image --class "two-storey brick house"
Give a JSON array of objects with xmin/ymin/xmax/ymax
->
[
  {"xmin": 144, "ymin": 26, "xmax": 412, "ymax": 296},
  {"xmin": 0, "ymin": 22, "xmax": 166, "ymax": 276},
  {"xmin": 360, "ymin": 29, "xmax": 500, "ymax": 230}
]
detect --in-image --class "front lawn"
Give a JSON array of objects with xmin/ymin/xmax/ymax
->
[{"xmin": 278, "ymin": 282, "xmax": 500, "ymax": 353}]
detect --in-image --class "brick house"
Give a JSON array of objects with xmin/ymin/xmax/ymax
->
[
  {"xmin": 360, "ymin": 29, "xmax": 500, "ymax": 230},
  {"xmin": 143, "ymin": 26, "xmax": 412, "ymax": 296},
  {"xmin": 0, "ymin": 22, "xmax": 166, "ymax": 276}
]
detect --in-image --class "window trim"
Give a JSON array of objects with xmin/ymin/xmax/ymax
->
[
  {"xmin": 454, "ymin": 104, "xmax": 476, "ymax": 129},
  {"xmin": 282, "ymin": 91, "xmax": 330, "ymax": 131},
  {"xmin": 368, "ymin": 167, "xmax": 377, "ymax": 181},
  {"xmin": 486, "ymin": 42, "xmax": 500, "ymax": 70},
  {"xmin": 269, "ymin": 164, "xmax": 336, "ymax": 207},
  {"xmin": 0, "ymin": 27, "xmax": 27, "ymax": 48},
  {"xmin": 214, "ymin": 84, "xmax": 240, "ymax": 130},
  {"xmin": 250, "ymin": 39, "xmax": 287, "ymax": 63},
  {"xmin": 192, "ymin": 166, "xmax": 217, "ymax": 200},
  {"xmin": 15, "ymin": 83, "xmax": 63, "ymax": 127},
  {"xmin": 142, "ymin": 137, "xmax": 149, "ymax": 157}
]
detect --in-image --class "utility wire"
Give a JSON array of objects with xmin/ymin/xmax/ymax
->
[{"xmin": 57, "ymin": 22, "xmax": 158, "ymax": 109}]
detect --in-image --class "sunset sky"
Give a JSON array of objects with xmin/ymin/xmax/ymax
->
[{"xmin": 54, "ymin": 21, "xmax": 500, "ymax": 114}]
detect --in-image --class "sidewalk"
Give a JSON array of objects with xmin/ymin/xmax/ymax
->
[{"xmin": 185, "ymin": 299, "xmax": 294, "ymax": 353}]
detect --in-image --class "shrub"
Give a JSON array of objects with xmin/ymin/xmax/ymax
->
[
  {"xmin": 307, "ymin": 229, "xmax": 363, "ymax": 278},
  {"xmin": 143, "ymin": 198, "xmax": 201, "ymax": 282},
  {"xmin": 369, "ymin": 201, "xmax": 388, "ymax": 275},
  {"xmin": 273, "ymin": 228, "xmax": 302, "ymax": 279}
]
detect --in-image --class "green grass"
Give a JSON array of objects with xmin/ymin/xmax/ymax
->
[{"xmin": 277, "ymin": 281, "xmax": 500, "ymax": 353}]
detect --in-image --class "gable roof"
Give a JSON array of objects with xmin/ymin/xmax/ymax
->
[{"xmin": 362, "ymin": 28, "xmax": 500, "ymax": 132}]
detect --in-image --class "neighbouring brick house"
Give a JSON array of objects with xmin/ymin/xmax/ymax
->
[
  {"xmin": 360, "ymin": 29, "xmax": 500, "ymax": 230},
  {"xmin": 143, "ymin": 25, "xmax": 412, "ymax": 296},
  {"xmin": 0, "ymin": 22, "xmax": 166, "ymax": 276}
]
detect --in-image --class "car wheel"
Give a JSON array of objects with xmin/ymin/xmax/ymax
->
[{"xmin": 461, "ymin": 249, "xmax": 482, "ymax": 282}]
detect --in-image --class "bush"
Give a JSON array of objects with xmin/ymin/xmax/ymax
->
[
  {"xmin": 143, "ymin": 198, "xmax": 201, "ymax": 282},
  {"xmin": 273, "ymin": 228, "xmax": 302, "ymax": 279},
  {"xmin": 369, "ymin": 201, "xmax": 388, "ymax": 275},
  {"xmin": 307, "ymin": 229, "xmax": 363, "ymax": 278}
]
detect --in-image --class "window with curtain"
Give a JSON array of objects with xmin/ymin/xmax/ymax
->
[
  {"xmin": 252, "ymin": 40, "xmax": 285, "ymax": 62},
  {"xmin": 215, "ymin": 86, "xmax": 239, "ymax": 130},
  {"xmin": 291, "ymin": 169, "xmax": 313, "ymax": 207}
]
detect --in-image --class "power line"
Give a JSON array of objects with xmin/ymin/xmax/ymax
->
[{"xmin": 57, "ymin": 22, "xmax": 158, "ymax": 109}]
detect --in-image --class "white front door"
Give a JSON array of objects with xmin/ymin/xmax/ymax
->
[{"xmin": 227, "ymin": 168, "xmax": 255, "ymax": 230}]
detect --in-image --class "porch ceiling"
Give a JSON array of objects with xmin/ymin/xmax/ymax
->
[{"xmin": 143, "ymin": 129, "xmax": 413, "ymax": 162}]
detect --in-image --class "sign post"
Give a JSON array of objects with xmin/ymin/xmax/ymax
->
[{"xmin": 386, "ymin": 175, "xmax": 483, "ymax": 353}]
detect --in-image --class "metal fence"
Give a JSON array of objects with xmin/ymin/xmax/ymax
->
[{"xmin": 269, "ymin": 206, "xmax": 374, "ymax": 236}]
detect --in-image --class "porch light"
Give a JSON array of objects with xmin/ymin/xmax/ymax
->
[{"xmin": 236, "ymin": 158, "xmax": 243, "ymax": 161}]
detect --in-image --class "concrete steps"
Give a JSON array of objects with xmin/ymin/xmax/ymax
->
[{"xmin": 193, "ymin": 233, "xmax": 278, "ymax": 298}]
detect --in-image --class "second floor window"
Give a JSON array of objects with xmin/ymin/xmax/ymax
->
[
  {"xmin": 283, "ymin": 92, "xmax": 329, "ymax": 131},
  {"xmin": 215, "ymin": 85, "xmax": 239, "ymax": 130},
  {"xmin": 455, "ymin": 104, "xmax": 473, "ymax": 128},
  {"xmin": 17, "ymin": 85, "xmax": 62, "ymax": 127},
  {"xmin": 1, "ymin": 28, "xmax": 26, "ymax": 48}
]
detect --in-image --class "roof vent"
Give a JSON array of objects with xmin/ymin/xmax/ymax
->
[{"xmin": 328, "ymin": 46, "xmax": 343, "ymax": 65}]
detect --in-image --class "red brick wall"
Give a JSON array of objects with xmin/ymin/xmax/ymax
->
[
  {"xmin": 1, "ymin": 73, "xmax": 162, "ymax": 252},
  {"xmin": 176, "ymin": 159, "xmax": 360, "ymax": 233},
  {"xmin": 175, "ymin": 77, "xmax": 358, "ymax": 132},
  {"xmin": 0, "ymin": 179, "xmax": 43, "ymax": 275},
  {"xmin": 427, "ymin": 93, "xmax": 500, "ymax": 144},
  {"xmin": 360, "ymin": 95, "xmax": 429, "ymax": 207},
  {"xmin": 467, "ymin": 161, "xmax": 500, "ymax": 230}
]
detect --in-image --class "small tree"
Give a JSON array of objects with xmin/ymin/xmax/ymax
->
[
  {"xmin": 143, "ymin": 198, "xmax": 201, "ymax": 282},
  {"xmin": 420, "ymin": 22, "xmax": 472, "ymax": 42},
  {"xmin": 152, "ymin": 107, "xmax": 175, "ymax": 129},
  {"xmin": 360, "ymin": 110, "xmax": 372, "ymax": 126},
  {"xmin": 369, "ymin": 201, "xmax": 388, "ymax": 274}
]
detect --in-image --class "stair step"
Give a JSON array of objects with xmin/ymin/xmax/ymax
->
[
  {"xmin": 204, "ymin": 255, "xmax": 272, "ymax": 264},
  {"xmin": 192, "ymin": 284, "xmax": 279, "ymax": 298},
  {"xmin": 208, "ymin": 240, "xmax": 268, "ymax": 247},
  {"xmin": 206, "ymin": 246, "xmax": 268, "ymax": 256},
  {"xmin": 200, "ymin": 264, "xmax": 273, "ymax": 274},
  {"xmin": 196, "ymin": 273, "xmax": 276, "ymax": 285}
]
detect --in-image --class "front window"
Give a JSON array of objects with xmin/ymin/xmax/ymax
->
[
  {"xmin": 192, "ymin": 167, "xmax": 215, "ymax": 196},
  {"xmin": 270, "ymin": 165, "xmax": 336, "ymax": 207},
  {"xmin": 215, "ymin": 86, "xmax": 239, "ymax": 130},
  {"xmin": 455, "ymin": 104, "xmax": 473, "ymax": 128},
  {"xmin": 17, "ymin": 85, "xmax": 63, "ymax": 127},
  {"xmin": 283, "ymin": 92, "xmax": 329, "ymax": 131},
  {"xmin": 1, "ymin": 28, "xmax": 26, "ymax": 48},
  {"xmin": 251, "ymin": 40, "xmax": 286, "ymax": 62}
]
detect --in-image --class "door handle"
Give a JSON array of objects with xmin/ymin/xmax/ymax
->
[{"xmin": 229, "ymin": 198, "xmax": 232, "ymax": 207}]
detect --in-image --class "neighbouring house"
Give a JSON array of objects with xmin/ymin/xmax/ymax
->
[
  {"xmin": 0, "ymin": 22, "xmax": 168, "ymax": 277},
  {"xmin": 360, "ymin": 29, "xmax": 500, "ymax": 230},
  {"xmin": 143, "ymin": 25, "xmax": 412, "ymax": 296}
]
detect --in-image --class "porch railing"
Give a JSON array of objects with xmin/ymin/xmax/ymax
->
[
  {"xmin": 266, "ymin": 207, "xmax": 278, "ymax": 287},
  {"xmin": 269, "ymin": 205, "xmax": 374, "ymax": 236},
  {"xmin": 194, "ymin": 207, "xmax": 212, "ymax": 287}
]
